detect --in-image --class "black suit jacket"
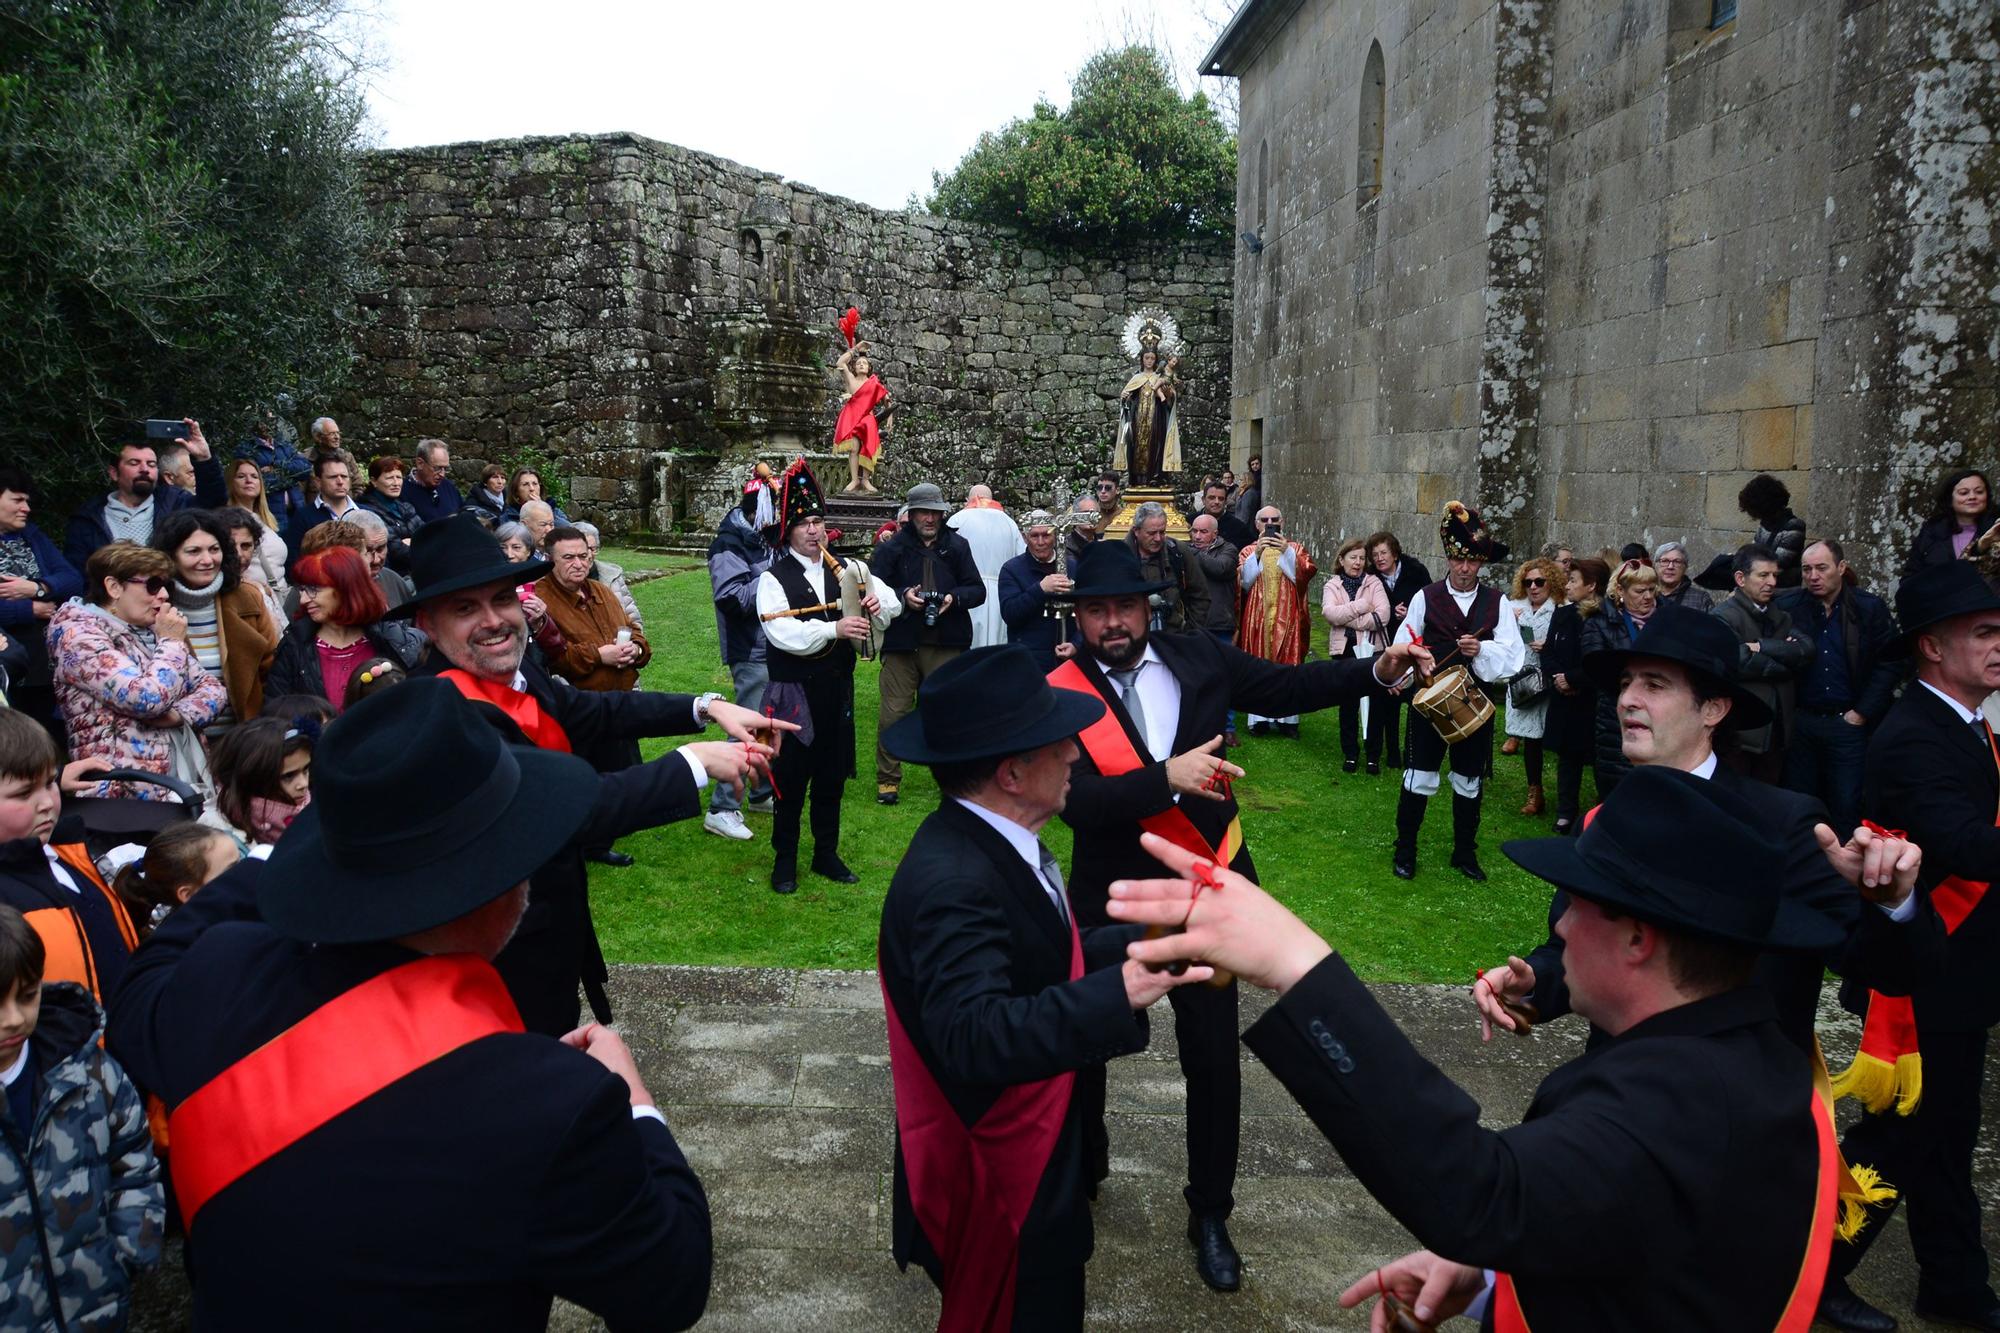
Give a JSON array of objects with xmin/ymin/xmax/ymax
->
[
  {"xmin": 413, "ymin": 654, "xmax": 705, "ymax": 1030},
  {"xmin": 1059, "ymin": 632, "xmax": 1385, "ymax": 920},
  {"xmin": 1380, "ymin": 556, "xmax": 1434, "ymax": 641},
  {"xmin": 1523, "ymin": 763, "xmax": 1943, "ymax": 1052},
  {"xmin": 1248, "ymin": 955, "xmax": 1818, "ymax": 1333},
  {"xmin": 878, "ymin": 800, "xmax": 1146, "ymax": 1278},
  {"xmin": 1843, "ymin": 682, "xmax": 2000, "ymax": 1031},
  {"xmin": 106, "ymin": 862, "xmax": 712, "ymax": 1331}
]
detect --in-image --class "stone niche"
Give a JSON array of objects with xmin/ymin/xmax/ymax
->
[{"xmin": 335, "ymin": 132, "xmax": 1235, "ymax": 537}]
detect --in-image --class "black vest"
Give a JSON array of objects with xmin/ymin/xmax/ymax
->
[
  {"xmin": 1421, "ymin": 579, "xmax": 1502, "ymax": 643},
  {"xmin": 765, "ymin": 553, "xmax": 855, "ymax": 684}
]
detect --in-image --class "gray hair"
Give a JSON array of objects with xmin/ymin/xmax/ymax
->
[
  {"xmin": 154, "ymin": 442, "xmax": 191, "ymax": 476},
  {"xmin": 494, "ymin": 521, "xmax": 533, "ymax": 550},
  {"xmin": 573, "ymin": 520, "xmax": 601, "ymax": 542},
  {"xmin": 310, "ymin": 416, "xmax": 338, "ymax": 441},
  {"xmin": 1133, "ymin": 501, "xmax": 1168, "ymax": 527},
  {"xmin": 518, "ymin": 500, "xmax": 553, "ymax": 523},
  {"xmin": 1655, "ymin": 540, "xmax": 1689, "ymax": 560},
  {"xmin": 348, "ymin": 509, "xmax": 388, "ymax": 537},
  {"xmin": 416, "ymin": 438, "xmax": 448, "ymax": 466}
]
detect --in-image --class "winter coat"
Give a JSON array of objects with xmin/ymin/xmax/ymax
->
[
  {"xmin": 359, "ymin": 486, "xmax": 423, "ymax": 572},
  {"xmin": 1775, "ymin": 584, "xmax": 1902, "ymax": 726},
  {"xmin": 1503, "ymin": 596, "xmax": 1556, "ymax": 740},
  {"xmin": 45, "ymin": 600, "xmax": 226, "ymax": 799},
  {"xmin": 1658, "ymin": 578, "xmax": 1713, "ymax": 614},
  {"xmin": 707, "ymin": 508, "xmax": 772, "ymax": 666},
  {"xmin": 1711, "ymin": 590, "xmax": 1813, "ymax": 754},
  {"xmin": 594, "ymin": 559, "xmax": 643, "ymax": 631},
  {"xmin": 263, "ymin": 615, "xmax": 418, "ymax": 705},
  {"xmin": 1904, "ymin": 509, "xmax": 2000, "ymax": 575},
  {"xmin": 1189, "ymin": 538, "xmax": 1241, "ymax": 635},
  {"xmin": 870, "ymin": 523, "xmax": 986, "ymax": 653},
  {"xmin": 0, "ymin": 983, "xmax": 164, "ymax": 1333},
  {"xmin": 1321, "ymin": 572, "xmax": 1391, "ymax": 657},
  {"xmin": 1125, "ymin": 532, "xmax": 1208, "ymax": 634},
  {"xmin": 0, "ymin": 524, "xmax": 83, "ymax": 688},
  {"xmin": 174, "ymin": 581, "xmax": 281, "ymax": 721},
  {"xmin": 1750, "ymin": 508, "xmax": 1808, "ymax": 588},
  {"xmin": 61, "ymin": 456, "xmax": 225, "ymax": 573},
  {"xmin": 1541, "ymin": 602, "xmax": 1598, "ymax": 758},
  {"xmin": 1581, "ymin": 610, "xmax": 1638, "ymax": 783}
]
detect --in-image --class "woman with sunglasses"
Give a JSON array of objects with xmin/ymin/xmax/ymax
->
[
  {"xmin": 46, "ymin": 541, "xmax": 226, "ymax": 800},
  {"xmin": 1500, "ymin": 557, "xmax": 1564, "ymax": 814}
]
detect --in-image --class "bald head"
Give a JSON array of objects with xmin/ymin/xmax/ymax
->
[
  {"xmin": 966, "ymin": 484, "xmax": 993, "ymax": 503},
  {"xmin": 1190, "ymin": 513, "xmax": 1219, "ymax": 549}
]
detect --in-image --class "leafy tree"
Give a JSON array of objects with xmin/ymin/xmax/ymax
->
[
  {"xmin": 927, "ymin": 46, "xmax": 1236, "ymax": 247},
  {"xmin": 0, "ymin": 0, "xmax": 378, "ymax": 503}
]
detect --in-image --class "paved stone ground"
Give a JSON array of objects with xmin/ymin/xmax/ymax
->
[{"xmin": 133, "ymin": 965, "xmax": 2000, "ymax": 1330}]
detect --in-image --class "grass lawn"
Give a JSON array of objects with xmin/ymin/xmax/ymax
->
[{"xmin": 595, "ymin": 548, "xmax": 1593, "ymax": 983}]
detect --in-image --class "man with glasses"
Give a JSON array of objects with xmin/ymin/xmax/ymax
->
[
  {"xmin": 537, "ymin": 527, "xmax": 651, "ymax": 868},
  {"xmin": 405, "ymin": 438, "xmax": 463, "ymax": 524},
  {"xmin": 1094, "ymin": 472, "xmax": 1122, "ymax": 527},
  {"xmin": 1654, "ymin": 540, "xmax": 1712, "ymax": 612}
]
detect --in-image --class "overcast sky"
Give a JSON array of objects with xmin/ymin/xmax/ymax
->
[{"xmin": 361, "ymin": 0, "xmax": 1237, "ymax": 211}]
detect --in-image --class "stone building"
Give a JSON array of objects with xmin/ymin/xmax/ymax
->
[
  {"xmin": 1205, "ymin": 0, "xmax": 1997, "ymax": 577},
  {"xmin": 334, "ymin": 133, "xmax": 1232, "ymax": 535}
]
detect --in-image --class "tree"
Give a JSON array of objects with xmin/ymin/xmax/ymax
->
[
  {"xmin": 0, "ymin": 0, "xmax": 378, "ymax": 502},
  {"xmin": 927, "ymin": 46, "xmax": 1236, "ymax": 248}
]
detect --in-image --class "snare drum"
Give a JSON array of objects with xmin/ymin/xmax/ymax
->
[{"xmin": 1411, "ymin": 665, "xmax": 1496, "ymax": 745}]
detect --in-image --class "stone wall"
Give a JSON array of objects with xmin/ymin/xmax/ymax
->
[
  {"xmin": 333, "ymin": 134, "xmax": 1234, "ymax": 534},
  {"xmin": 1216, "ymin": 0, "xmax": 1998, "ymax": 580}
]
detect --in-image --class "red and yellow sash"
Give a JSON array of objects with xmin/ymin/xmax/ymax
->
[
  {"xmin": 1047, "ymin": 659, "xmax": 1242, "ymax": 865},
  {"xmin": 1831, "ymin": 720, "xmax": 1999, "ymax": 1116},
  {"xmin": 1492, "ymin": 1085, "xmax": 1839, "ymax": 1331},
  {"xmin": 168, "ymin": 955, "xmax": 523, "ymax": 1227},
  {"xmin": 882, "ymin": 918, "xmax": 1082, "ymax": 1332},
  {"xmin": 441, "ymin": 668, "xmax": 573, "ymax": 753}
]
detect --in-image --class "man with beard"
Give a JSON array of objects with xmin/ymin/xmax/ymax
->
[
  {"xmin": 397, "ymin": 514, "xmax": 791, "ymax": 1033},
  {"xmin": 1050, "ymin": 540, "xmax": 1430, "ymax": 1292},
  {"xmin": 64, "ymin": 422, "xmax": 224, "ymax": 569}
]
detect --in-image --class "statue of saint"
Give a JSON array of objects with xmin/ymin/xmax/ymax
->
[
  {"xmin": 833, "ymin": 307, "xmax": 892, "ymax": 495},
  {"xmin": 1113, "ymin": 309, "xmax": 1182, "ymax": 486}
]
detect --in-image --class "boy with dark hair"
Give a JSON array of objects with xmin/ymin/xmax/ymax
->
[
  {"xmin": 0, "ymin": 902, "xmax": 164, "ymax": 1331},
  {"xmin": 0, "ymin": 710, "xmax": 139, "ymax": 1005}
]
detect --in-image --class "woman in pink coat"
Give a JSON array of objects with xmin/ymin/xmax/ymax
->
[{"xmin": 1320, "ymin": 538, "xmax": 1392, "ymax": 774}]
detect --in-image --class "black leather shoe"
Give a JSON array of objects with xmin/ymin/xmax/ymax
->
[
  {"xmin": 1342, "ymin": 758, "xmax": 1358, "ymax": 774},
  {"xmin": 589, "ymin": 850, "xmax": 635, "ymax": 867},
  {"xmin": 1914, "ymin": 1296, "xmax": 2000, "ymax": 1331},
  {"xmin": 1392, "ymin": 850, "xmax": 1417, "ymax": 880},
  {"xmin": 1818, "ymin": 1281, "xmax": 1897, "ymax": 1332},
  {"xmin": 1187, "ymin": 1215, "xmax": 1241, "ymax": 1293},
  {"xmin": 1451, "ymin": 854, "xmax": 1488, "ymax": 883},
  {"xmin": 1366, "ymin": 760, "xmax": 1381, "ymax": 776},
  {"xmin": 1248, "ymin": 722, "xmax": 1270, "ymax": 737},
  {"xmin": 812, "ymin": 854, "xmax": 860, "ymax": 884},
  {"xmin": 770, "ymin": 869, "xmax": 797, "ymax": 895},
  {"xmin": 1278, "ymin": 722, "xmax": 1300, "ymax": 739},
  {"xmin": 876, "ymin": 787, "xmax": 899, "ymax": 806}
]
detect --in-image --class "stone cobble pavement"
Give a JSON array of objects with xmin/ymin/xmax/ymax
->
[{"xmin": 133, "ymin": 965, "xmax": 1999, "ymax": 1330}]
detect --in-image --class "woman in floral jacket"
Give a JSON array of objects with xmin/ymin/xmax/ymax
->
[{"xmin": 46, "ymin": 542, "xmax": 226, "ymax": 801}]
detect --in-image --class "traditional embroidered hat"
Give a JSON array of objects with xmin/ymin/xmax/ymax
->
[
  {"xmin": 778, "ymin": 457, "xmax": 827, "ymax": 536},
  {"xmin": 1439, "ymin": 500, "xmax": 1506, "ymax": 563},
  {"xmin": 742, "ymin": 460, "xmax": 780, "ymax": 533}
]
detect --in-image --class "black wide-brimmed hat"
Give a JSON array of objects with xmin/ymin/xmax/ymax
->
[
  {"xmin": 260, "ymin": 678, "xmax": 597, "ymax": 943},
  {"xmin": 1067, "ymin": 540, "xmax": 1171, "ymax": 601},
  {"xmin": 1693, "ymin": 550, "xmax": 1739, "ymax": 591},
  {"xmin": 882, "ymin": 644, "xmax": 1106, "ymax": 764},
  {"xmin": 387, "ymin": 512, "xmax": 549, "ymax": 618},
  {"xmin": 1887, "ymin": 559, "xmax": 2000, "ymax": 659},
  {"xmin": 1579, "ymin": 602, "xmax": 1773, "ymax": 730},
  {"xmin": 1503, "ymin": 766, "xmax": 1842, "ymax": 952}
]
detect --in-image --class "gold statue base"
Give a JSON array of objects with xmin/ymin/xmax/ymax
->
[{"xmin": 1101, "ymin": 486, "xmax": 1191, "ymax": 541}]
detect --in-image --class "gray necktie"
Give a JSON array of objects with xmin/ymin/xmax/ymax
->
[
  {"xmin": 1109, "ymin": 664, "xmax": 1149, "ymax": 751},
  {"xmin": 1036, "ymin": 842, "xmax": 1070, "ymax": 925}
]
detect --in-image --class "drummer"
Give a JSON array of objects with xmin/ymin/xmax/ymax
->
[{"xmin": 1390, "ymin": 501, "xmax": 1523, "ymax": 882}]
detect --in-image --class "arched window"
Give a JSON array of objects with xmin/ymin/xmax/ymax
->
[
  {"xmin": 1358, "ymin": 41, "xmax": 1385, "ymax": 207},
  {"xmin": 1256, "ymin": 139, "xmax": 1269, "ymax": 236}
]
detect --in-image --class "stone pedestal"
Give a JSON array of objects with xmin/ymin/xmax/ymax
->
[
  {"xmin": 824, "ymin": 494, "xmax": 900, "ymax": 555},
  {"xmin": 1101, "ymin": 485, "xmax": 1192, "ymax": 541}
]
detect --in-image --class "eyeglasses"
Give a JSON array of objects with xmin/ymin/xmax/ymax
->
[
  {"xmin": 125, "ymin": 576, "xmax": 170, "ymax": 595},
  {"xmin": 1523, "ymin": 578, "xmax": 1547, "ymax": 588}
]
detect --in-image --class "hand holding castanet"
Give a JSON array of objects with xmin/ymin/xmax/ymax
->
[{"xmin": 1165, "ymin": 735, "xmax": 1243, "ymax": 802}]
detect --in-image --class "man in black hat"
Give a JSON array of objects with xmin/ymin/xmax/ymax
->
[
  {"xmin": 870, "ymin": 480, "xmax": 985, "ymax": 806},
  {"xmin": 1390, "ymin": 500, "xmax": 1524, "ymax": 882},
  {"xmin": 394, "ymin": 513, "xmax": 785, "ymax": 1034},
  {"xmin": 1108, "ymin": 767, "xmax": 1857, "ymax": 1332},
  {"xmin": 105, "ymin": 681, "xmax": 713, "ymax": 1329},
  {"xmin": 1816, "ymin": 560, "xmax": 2000, "ymax": 1332},
  {"xmin": 1051, "ymin": 539, "xmax": 1430, "ymax": 1292},
  {"xmin": 878, "ymin": 645, "xmax": 1211, "ymax": 1330},
  {"xmin": 756, "ymin": 459, "xmax": 900, "ymax": 894},
  {"xmin": 1471, "ymin": 603, "xmax": 1938, "ymax": 1058}
]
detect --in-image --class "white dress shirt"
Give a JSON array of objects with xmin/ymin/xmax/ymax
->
[
  {"xmin": 952, "ymin": 798, "xmax": 1069, "ymax": 921},
  {"xmin": 1919, "ymin": 678, "xmax": 1984, "ymax": 726},
  {"xmin": 755, "ymin": 547, "xmax": 899, "ymax": 656},
  {"xmin": 507, "ymin": 670, "xmax": 711, "ymax": 789},
  {"xmin": 1394, "ymin": 584, "xmax": 1527, "ymax": 683},
  {"xmin": 1091, "ymin": 644, "xmax": 1182, "ymax": 764}
]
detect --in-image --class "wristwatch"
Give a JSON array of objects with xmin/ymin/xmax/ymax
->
[{"xmin": 694, "ymin": 691, "xmax": 724, "ymax": 726}]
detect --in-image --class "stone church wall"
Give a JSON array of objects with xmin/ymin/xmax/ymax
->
[
  {"xmin": 1223, "ymin": 0, "xmax": 1997, "ymax": 580},
  {"xmin": 334, "ymin": 133, "xmax": 1234, "ymax": 534}
]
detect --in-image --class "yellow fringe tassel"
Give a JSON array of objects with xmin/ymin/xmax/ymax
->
[
  {"xmin": 1828, "ymin": 1050, "xmax": 1925, "ymax": 1115},
  {"xmin": 1837, "ymin": 1164, "xmax": 1899, "ymax": 1242}
]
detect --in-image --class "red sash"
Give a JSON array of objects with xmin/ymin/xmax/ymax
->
[
  {"xmin": 441, "ymin": 668, "xmax": 573, "ymax": 753},
  {"xmin": 1832, "ymin": 721, "xmax": 1998, "ymax": 1114},
  {"xmin": 882, "ymin": 917, "xmax": 1083, "ymax": 1332},
  {"xmin": 1491, "ymin": 1087, "xmax": 1839, "ymax": 1332},
  {"xmin": 168, "ymin": 955, "xmax": 523, "ymax": 1227},
  {"xmin": 1046, "ymin": 660, "xmax": 1243, "ymax": 865}
]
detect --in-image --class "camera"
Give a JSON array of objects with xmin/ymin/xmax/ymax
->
[{"xmin": 920, "ymin": 590, "xmax": 948, "ymax": 628}]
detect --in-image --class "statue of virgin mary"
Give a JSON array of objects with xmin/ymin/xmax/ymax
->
[{"xmin": 1113, "ymin": 308, "xmax": 1182, "ymax": 485}]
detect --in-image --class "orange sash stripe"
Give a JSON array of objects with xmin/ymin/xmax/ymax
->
[
  {"xmin": 440, "ymin": 668, "xmax": 573, "ymax": 753},
  {"xmin": 1047, "ymin": 659, "xmax": 1242, "ymax": 865},
  {"xmin": 168, "ymin": 955, "xmax": 523, "ymax": 1227}
]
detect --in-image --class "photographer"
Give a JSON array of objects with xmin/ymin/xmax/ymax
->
[
  {"xmin": 1236, "ymin": 505, "xmax": 1317, "ymax": 738},
  {"xmin": 1124, "ymin": 501, "xmax": 1208, "ymax": 634},
  {"xmin": 870, "ymin": 483, "xmax": 985, "ymax": 807}
]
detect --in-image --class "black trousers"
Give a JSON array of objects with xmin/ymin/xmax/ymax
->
[
  {"xmin": 1555, "ymin": 748, "xmax": 1588, "ymax": 821},
  {"xmin": 1403, "ymin": 711, "xmax": 1494, "ymax": 779},
  {"xmin": 1336, "ymin": 642, "xmax": 1380, "ymax": 762},
  {"xmin": 578, "ymin": 734, "xmax": 643, "ymax": 858},
  {"xmin": 1370, "ymin": 690, "xmax": 1403, "ymax": 763},
  {"xmin": 1831, "ymin": 1028, "xmax": 1992, "ymax": 1308},
  {"xmin": 1010, "ymin": 1264, "xmax": 1085, "ymax": 1332},
  {"xmin": 771, "ymin": 675, "xmax": 855, "ymax": 865}
]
